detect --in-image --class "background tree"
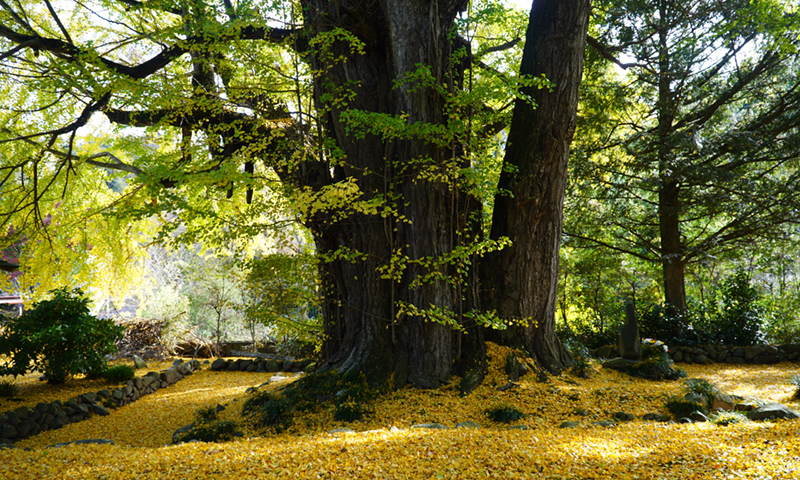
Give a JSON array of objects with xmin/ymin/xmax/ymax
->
[{"xmin": 569, "ymin": 0, "xmax": 800, "ymax": 312}]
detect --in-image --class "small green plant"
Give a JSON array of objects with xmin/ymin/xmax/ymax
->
[
  {"xmin": 625, "ymin": 356, "xmax": 686, "ymax": 381},
  {"xmin": 486, "ymin": 404, "xmax": 526, "ymax": 423},
  {"xmin": 0, "ymin": 380, "xmax": 19, "ymax": 397},
  {"xmin": 665, "ymin": 397, "xmax": 707, "ymax": 419},
  {"xmin": 685, "ymin": 378, "xmax": 720, "ymax": 400},
  {"xmin": 242, "ymin": 391, "xmax": 294, "ymax": 433},
  {"xmin": 334, "ymin": 401, "xmax": 369, "ymax": 422},
  {"xmin": 790, "ymin": 374, "xmax": 800, "ymax": 399},
  {"xmin": 709, "ymin": 410, "xmax": 749, "ymax": 426},
  {"xmin": 174, "ymin": 405, "xmax": 240, "ymax": 443},
  {"xmin": 0, "ymin": 288, "xmax": 124, "ymax": 384},
  {"xmin": 196, "ymin": 405, "xmax": 220, "ymax": 422},
  {"xmin": 569, "ymin": 356, "xmax": 593, "ymax": 379},
  {"xmin": 102, "ymin": 365, "xmax": 136, "ymax": 384},
  {"xmin": 177, "ymin": 420, "xmax": 239, "ymax": 443}
]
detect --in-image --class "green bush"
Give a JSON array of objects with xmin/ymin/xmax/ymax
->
[
  {"xmin": 0, "ymin": 380, "xmax": 19, "ymax": 397},
  {"xmin": 638, "ymin": 303, "xmax": 699, "ymax": 346},
  {"xmin": 697, "ymin": 270, "xmax": 764, "ymax": 345},
  {"xmin": 665, "ymin": 397, "xmax": 707, "ymax": 419},
  {"xmin": 0, "ymin": 288, "xmax": 125, "ymax": 384},
  {"xmin": 196, "ymin": 405, "xmax": 220, "ymax": 422},
  {"xmin": 102, "ymin": 365, "xmax": 136, "ymax": 384},
  {"xmin": 485, "ymin": 404, "xmax": 526, "ymax": 423},
  {"xmin": 176, "ymin": 410, "xmax": 239, "ymax": 443},
  {"xmin": 684, "ymin": 378, "xmax": 720, "ymax": 401}
]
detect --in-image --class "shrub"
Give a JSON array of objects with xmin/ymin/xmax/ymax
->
[
  {"xmin": 0, "ymin": 380, "xmax": 19, "ymax": 397},
  {"xmin": 196, "ymin": 405, "xmax": 220, "ymax": 422},
  {"xmin": 697, "ymin": 270, "xmax": 764, "ymax": 345},
  {"xmin": 684, "ymin": 378, "xmax": 720, "ymax": 400},
  {"xmin": 243, "ymin": 370, "xmax": 385, "ymax": 432},
  {"xmin": 485, "ymin": 404, "xmax": 526, "ymax": 423},
  {"xmin": 0, "ymin": 288, "xmax": 125, "ymax": 383},
  {"xmin": 103, "ymin": 365, "xmax": 136, "ymax": 384},
  {"xmin": 638, "ymin": 303, "xmax": 699, "ymax": 346}
]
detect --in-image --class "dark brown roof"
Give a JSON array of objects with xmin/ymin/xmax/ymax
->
[{"xmin": 0, "ymin": 259, "xmax": 19, "ymax": 272}]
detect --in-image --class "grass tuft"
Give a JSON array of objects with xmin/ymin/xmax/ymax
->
[
  {"xmin": 0, "ymin": 379, "xmax": 19, "ymax": 397},
  {"xmin": 103, "ymin": 365, "xmax": 136, "ymax": 384}
]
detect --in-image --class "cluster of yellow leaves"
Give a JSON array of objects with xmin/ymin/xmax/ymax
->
[{"xmin": 1, "ymin": 347, "xmax": 799, "ymax": 479}]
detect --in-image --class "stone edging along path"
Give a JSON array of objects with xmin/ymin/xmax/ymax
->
[
  {"xmin": 666, "ymin": 343, "xmax": 800, "ymax": 365},
  {"xmin": 595, "ymin": 343, "xmax": 800, "ymax": 365},
  {"xmin": 0, "ymin": 360, "xmax": 201, "ymax": 445}
]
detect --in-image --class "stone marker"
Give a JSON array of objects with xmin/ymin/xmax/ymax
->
[
  {"xmin": 618, "ymin": 300, "xmax": 641, "ymax": 360},
  {"xmin": 132, "ymin": 355, "xmax": 148, "ymax": 370}
]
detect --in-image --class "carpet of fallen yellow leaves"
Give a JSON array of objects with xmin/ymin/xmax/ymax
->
[{"xmin": 2, "ymin": 344, "xmax": 800, "ymax": 479}]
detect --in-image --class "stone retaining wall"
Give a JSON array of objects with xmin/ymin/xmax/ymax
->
[
  {"xmin": 667, "ymin": 344, "xmax": 800, "ymax": 365},
  {"xmin": 0, "ymin": 359, "xmax": 200, "ymax": 445},
  {"xmin": 210, "ymin": 357, "xmax": 313, "ymax": 373}
]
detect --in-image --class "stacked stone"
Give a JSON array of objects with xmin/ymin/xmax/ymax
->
[
  {"xmin": 0, "ymin": 359, "xmax": 201, "ymax": 445},
  {"xmin": 210, "ymin": 357, "xmax": 312, "ymax": 373},
  {"xmin": 667, "ymin": 344, "xmax": 800, "ymax": 364}
]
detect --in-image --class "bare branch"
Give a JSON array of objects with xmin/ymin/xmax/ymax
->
[
  {"xmin": 84, "ymin": 152, "xmax": 145, "ymax": 176},
  {"xmin": 43, "ymin": 0, "xmax": 73, "ymax": 45},
  {"xmin": 478, "ymin": 38, "xmax": 520, "ymax": 57},
  {"xmin": 0, "ymin": 92, "xmax": 111, "ymax": 145},
  {"xmin": 587, "ymin": 35, "xmax": 653, "ymax": 72}
]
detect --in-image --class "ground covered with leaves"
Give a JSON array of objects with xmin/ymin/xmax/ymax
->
[{"xmin": 2, "ymin": 345, "xmax": 800, "ymax": 479}]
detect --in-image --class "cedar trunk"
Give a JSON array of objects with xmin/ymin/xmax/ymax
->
[
  {"xmin": 483, "ymin": 0, "xmax": 591, "ymax": 373},
  {"xmin": 659, "ymin": 181, "xmax": 688, "ymax": 311}
]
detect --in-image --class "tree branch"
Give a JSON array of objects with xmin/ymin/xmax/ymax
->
[
  {"xmin": 0, "ymin": 92, "xmax": 111, "ymax": 145},
  {"xmin": 587, "ymin": 35, "xmax": 653, "ymax": 72},
  {"xmin": 0, "ymin": 24, "xmax": 300, "ymax": 80}
]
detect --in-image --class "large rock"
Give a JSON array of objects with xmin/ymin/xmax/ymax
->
[
  {"xmin": 618, "ymin": 301, "xmax": 641, "ymax": 360},
  {"xmin": 747, "ymin": 403, "xmax": 800, "ymax": 421},
  {"xmin": 172, "ymin": 423, "xmax": 195, "ymax": 444},
  {"xmin": 132, "ymin": 355, "xmax": 148, "ymax": 370},
  {"xmin": 595, "ymin": 345, "xmax": 617, "ymax": 359},
  {"xmin": 211, "ymin": 358, "xmax": 227, "ymax": 371},
  {"xmin": 711, "ymin": 393, "xmax": 736, "ymax": 412}
]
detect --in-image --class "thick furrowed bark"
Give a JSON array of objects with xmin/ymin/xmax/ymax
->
[{"xmin": 482, "ymin": 0, "xmax": 591, "ymax": 374}]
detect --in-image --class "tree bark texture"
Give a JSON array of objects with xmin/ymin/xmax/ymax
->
[
  {"xmin": 302, "ymin": 0, "xmax": 481, "ymax": 388},
  {"xmin": 483, "ymin": 0, "xmax": 591, "ymax": 372}
]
